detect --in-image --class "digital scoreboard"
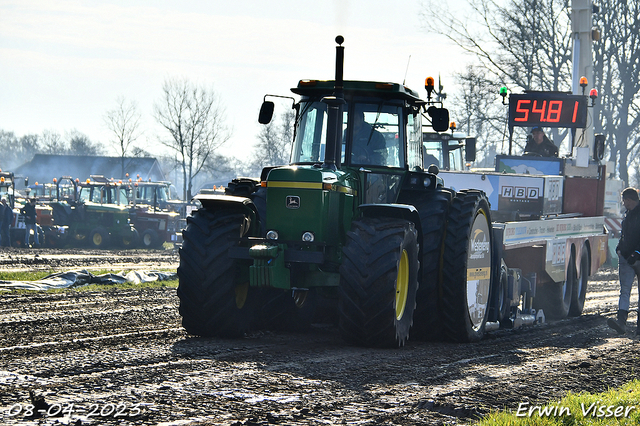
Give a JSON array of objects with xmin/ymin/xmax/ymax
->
[{"xmin": 508, "ymin": 92, "xmax": 588, "ymax": 129}]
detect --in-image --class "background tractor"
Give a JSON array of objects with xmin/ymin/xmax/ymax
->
[
  {"xmin": 46, "ymin": 176, "xmax": 138, "ymax": 249},
  {"xmin": 124, "ymin": 180, "xmax": 181, "ymax": 248}
]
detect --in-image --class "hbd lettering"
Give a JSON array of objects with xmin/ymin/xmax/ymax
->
[{"xmin": 502, "ymin": 186, "xmax": 539, "ymax": 199}]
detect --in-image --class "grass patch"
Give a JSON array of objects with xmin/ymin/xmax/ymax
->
[
  {"xmin": 0, "ymin": 269, "xmax": 178, "ymax": 293},
  {"xmin": 0, "ymin": 270, "xmax": 58, "ymax": 282},
  {"xmin": 476, "ymin": 380, "xmax": 640, "ymax": 425}
]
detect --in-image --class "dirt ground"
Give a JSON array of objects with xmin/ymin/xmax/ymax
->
[{"xmin": 0, "ymin": 248, "xmax": 639, "ymax": 425}]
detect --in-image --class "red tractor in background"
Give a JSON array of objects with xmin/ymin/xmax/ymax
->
[{"xmin": 123, "ymin": 179, "xmax": 181, "ymax": 248}]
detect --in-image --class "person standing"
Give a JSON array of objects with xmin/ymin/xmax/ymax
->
[
  {"xmin": 0, "ymin": 198, "xmax": 11, "ymax": 247},
  {"xmin": 608, "ymin": 187, "xmax": 640, "ymax": 335},
  {"xmin": 20, "ymin": 198, "xmax": 39, "ymax": 248}
]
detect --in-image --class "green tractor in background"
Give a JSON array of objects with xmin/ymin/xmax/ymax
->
[
  {"xmin": 47, "ymin": 176, "xmax": 139, "ymax": 249},
  {"xmin": 177, "ymin": 36, "xmax": 493, "ymax": 347}
]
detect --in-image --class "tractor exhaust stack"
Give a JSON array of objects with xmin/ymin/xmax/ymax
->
[{"xmin": 322, "ymin": 35, "xmax": 346, "ymax": 170}]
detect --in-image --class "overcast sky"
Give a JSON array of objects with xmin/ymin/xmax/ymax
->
[{"xmin": 0, "ymin": 0, "xmax": 473, "ymax": 162}]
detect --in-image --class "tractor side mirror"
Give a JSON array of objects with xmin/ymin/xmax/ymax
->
[
  {"xmin": 258, "ymin": 101, "xmax": 275, "ymax": 124},
  {"xmin": 593, "ymin": 133, "xmax": 605, "ymax": 161},
  {"xmin": 427, "ymin": 107, "xmax": 450, "ymax": 132},
  {"xmin": 465, "ymin": 137, "xmax": 476, "ymax": 162}
]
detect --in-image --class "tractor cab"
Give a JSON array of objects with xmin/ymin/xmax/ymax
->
[
  {"xmin": 77, "ymin": 175, "xmax": 128, "ymax": 206},
  {"xmin": 289, "ymin": 88, "xmax": 419, "ymax": 170},
  {"xmin": 125, "ymin": 180, "xmax": 175, "ymax": 210},
  {"xmin": 259, "ymin": 79, "xmax": 449, "ymax": 209},
  {"xmin": 422, "ymin": 130, "xmax": 476, "ymax": 172},
  {"xmin": 122, "ymin": 179, "xmax": 181, "ymax": 248}
]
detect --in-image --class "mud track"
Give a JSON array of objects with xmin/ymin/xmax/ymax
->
[{"xmin": 0, "ymin": 249, "xmax": 639, "ymax": 425}]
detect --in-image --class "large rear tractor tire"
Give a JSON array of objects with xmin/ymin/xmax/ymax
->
[
  {"xmin": 534, "ymin": 251, "xmax": 575, "ymax": 320},
  {"xmin": 441, "ymin": 190, "xmax": 494, "ymax": 342},
  {"xmin": 339, "ymin": 217, "xmax": 419, "ymax": 348},
  {"xmin": 177, "ymin": 209, "xmax": 258, "ymax": 337},
  {"xmin": 569, "ymin": 246, "xmax": 589, "ymax": 317},
  {"xmin": 399, "ymin": 189, "xmax": 453, "ymax": 341}
]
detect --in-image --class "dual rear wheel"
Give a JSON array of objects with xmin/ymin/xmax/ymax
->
[
  {"xmin": 535, "ymin": 245, "xmax": 590, "ymax": 320},
  {"xmin": 440, "ymin": 191, "xmax": 494, "ymax": 342}
]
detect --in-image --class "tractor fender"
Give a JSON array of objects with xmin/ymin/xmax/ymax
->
[
  {"xmin": 194, "ymin": 194, "xmax": 258, "ymax": 216},
  {"xmin": 358, "ymin": 203, "xmax": 423, "ymax": 240},
  {"xmin": 193, "ymin": 194, "xmax": 259, "ymax": 234}
]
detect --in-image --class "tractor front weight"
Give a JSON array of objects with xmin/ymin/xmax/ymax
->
[{"xmin": 248, "ymin": 243, "xmax": 290, "ymax": 289}]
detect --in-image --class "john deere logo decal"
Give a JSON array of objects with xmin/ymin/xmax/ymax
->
[{"xmin": 286, "ymin": 196, "xmax": 300, "ymax": 209}]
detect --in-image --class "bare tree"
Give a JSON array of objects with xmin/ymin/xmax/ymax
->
[
  {"xmin": 17, "ymin": 134, "xmax": 40, "ymax": 163},
  {"xmin": 592, "ymin": 1, "xmax": 640, "ymax": 185},
  {"xmin": 67, "ymin": 130, "xmax": 103, "ymax": 156},
  {"xmin": 40, "ymin": 130, "xmax": 65, "ymax": 154},
  {"xmin": 421, "ymin": 0, "xmax": 573, "ymax": 151},
  {"xmin": 0, "ymin": 130, "xmax": 19, "ymax": 169},
  {"xmin": 448, "ymin": 67, "xmax": 509, "ymax": 166},
  {"xmin": 201, "ymin": 153, "xmax": 235, "ymax": 186},
  {"xmin": 104, "ymin": 97, "xmax": 142, "ymax": 178},
  {"xmin": 154, "ymin": 78, "xmax": 230, "ymax": 200},
  {"xmin": 425, "ymin": 0, "xmax": 640, "ymax": 178},
  {"xmin": 251, "ymin": 109, "xmax": 294, "ymax": 173},
  {"xmin": 0, "ymin": 130, "xmax": 38, "ymax": 170},
  {"xmin": 423, "ymin": 0, "xmax": 572, "ymax": 90}
]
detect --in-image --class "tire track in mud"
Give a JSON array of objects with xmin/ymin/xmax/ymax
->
[
  {"xmin": 0, "ymin": 248, "xmax": 179, "ymax": 272},
  {"xmin": 0, "ymin": 269, "xmax": 639, "ymax": 425}
]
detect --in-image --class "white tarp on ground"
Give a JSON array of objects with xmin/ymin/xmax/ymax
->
[{"xmin": 0, "ymin": 269, "xmax": 177, "ymax": 291}]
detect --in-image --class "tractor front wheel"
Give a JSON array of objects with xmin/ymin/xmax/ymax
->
[
  {"xmin": 339, "ymin": 217, "xmax": 419, "ymax": 348},
  {"xmin": 178, "ymin": 209, "xmax": 259, "ymax": 337}
]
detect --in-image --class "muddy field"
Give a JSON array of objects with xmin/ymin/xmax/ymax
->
[{"xmin": 0, "ymin": 248, "xmax": 639, "ymax": 425}]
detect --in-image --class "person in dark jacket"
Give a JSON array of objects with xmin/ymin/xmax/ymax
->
[
  {"xmin": 524, "ymin": 127, "xmax": 559, "ymax": 157},
  {"xmin": 0, "ymin": 198, "xmax": 12, "ymax": 247},
  {"xmin": 20, "ymin": 198, "xmax": 39, "ymax": 247},
  {"xmin": 608, "ymin": 187, "xmax": 640, "ymax": 335}
]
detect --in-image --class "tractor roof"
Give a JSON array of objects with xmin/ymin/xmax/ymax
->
[{"xmin": 291, "ymin": 80, "xmax": 423, "ymax": 104}]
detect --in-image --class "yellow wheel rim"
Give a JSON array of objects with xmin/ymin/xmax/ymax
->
[
  {"xmin": 93, "ymin": 233, "xmax": 102, "ymax": 246},
  {"xmin": 396, "ymin": 249, "xmax": 409, "ymax": 320},
  {"xmin": 235, "ymin": 282, "xmax": 249, "ymax": 309}
]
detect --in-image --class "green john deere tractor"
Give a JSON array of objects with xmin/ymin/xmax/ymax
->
[
  {"xmin": 47, "ymin": 176, "xmax": 139, "ymax": 249},
  {"xmin": 177, "ymin": 36, "xmax": 494, "ymax": 347}
]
